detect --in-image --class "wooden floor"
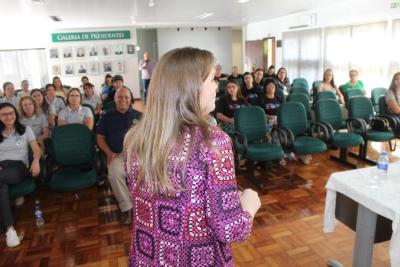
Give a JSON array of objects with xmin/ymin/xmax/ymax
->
[{"xmin": 0, "ymin": 142, "xmax": 398, "ymax": 267}]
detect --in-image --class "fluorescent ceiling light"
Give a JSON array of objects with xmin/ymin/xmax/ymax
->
[
  {"xmin": 237, "ymin": 0, "xmax": 250, "ymax": 3},
  {"xmin": 194, "ymin": 13, "xmax": 214, "ymax": 19}
]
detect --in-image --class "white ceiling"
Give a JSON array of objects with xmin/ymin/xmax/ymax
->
[{"xmin": 0, "ymin": 0, "xmax": 352, "ymax": 29}]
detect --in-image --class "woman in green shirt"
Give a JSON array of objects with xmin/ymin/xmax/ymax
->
[{"xmin": 341, "ymin": 70, "xmax": 365, "ymax": 95}]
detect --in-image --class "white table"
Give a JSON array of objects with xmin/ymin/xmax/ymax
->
[{"xmin": 324, "ymin": 163, "xmax": 400, "ymax": 267}]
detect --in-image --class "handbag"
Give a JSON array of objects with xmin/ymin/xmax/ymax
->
[{"xmin": 370, "ymin": 117, "xmax": 390, "ymax": 132}]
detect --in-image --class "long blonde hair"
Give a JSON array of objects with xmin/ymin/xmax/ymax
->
[
  {"xmin": 18, "ymin": 96, "xmax": 41, "ymax": 118},
  {"xmin": 124, "ymin": 47, "xmax": 215, "ymax": 193}
]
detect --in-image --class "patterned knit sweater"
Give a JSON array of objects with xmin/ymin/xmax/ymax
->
[{"xmin": 126, "ymin": 126, "xmax": 253, "ymax": 266}]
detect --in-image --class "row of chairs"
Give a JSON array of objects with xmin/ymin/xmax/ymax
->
[{"xmin": 232, "ymin": 95, "xmax": 397, "ymax": 188}]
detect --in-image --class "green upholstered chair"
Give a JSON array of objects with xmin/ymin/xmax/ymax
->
[
  {"xmin": 275, "ymin": 88, "xmax": 285, "ymax": 100},
  {"xmin": 371, "ymin": 87, "xmax": 387, "ymax": 114},
  {"xmin": 345, "ymin": 88, "xmax": 364, "ymax": 105},
  {"xmin": 292, "ymin": 78, "xmax": 309, "ymax": 90},
  {"xmin": 287, "ymin": 93, "xmax": 311, "ymax": 119},
  {"xmin": 316, "ymin": 91, "xmax": 337, "ymax": 102},
  {"xmin": 102, "ymin": 101, "xmax": 116, "ymax": 113},
  {"xmin": 48, "ymin": 124, "xmax": 98, "ymax": 191},
  {"xmin": 218, "ymin": 79, "xmax": 228, "ymax": 94},
  {"xmin": 315, "ymin": 99, "xmax": 363, "ymax": 168},
  {"xmin": 311, "ymin": 80, "xmax": 323, "ymax": 103},
  {"xmin": 277, "ymin": 102, "xmax": 327, "ymax": 156},
  {"xmin": 378, "ymin": 96, "xmax": 400, "ymax": 137},
  {"xmin": 234, "ymin": 106, "xmax": 284, "ymax": 188},
  {"xmin": 290, "ymin": 86, "xmax": 310, "ymax": 99},
  {"xmin": 237, "ymin": 78, "xmax": 244, "ymax": 88},
  {"xmin": 348, "ymin": 96, "xmax": 395, "ymax": 164}
]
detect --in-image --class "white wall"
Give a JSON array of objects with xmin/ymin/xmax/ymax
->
[
  {"xmin": 246, "ymin": 0, "xmax": 399, "ymax": 68},
  {"xmin": 47, "ymin": 27, "xmax": 140, "ymax": 97},
  {"xmin": 157, "ymin": 27, "xmax": 232, "ymax": 74},
  {"xmin": 232, "ymin": 29, "xmax": 243, "ymax": 73}
]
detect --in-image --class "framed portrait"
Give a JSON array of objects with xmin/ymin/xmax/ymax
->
[
  {"xmin": 112, "ymin": 44, "xmax": 124, "ymax": 56},
  {"xmin": 88, "ymin": 45, "xmax": 99, "ymax": 57},
  {"xmin": 126, "ymin": 44, "xmax": 135, "ymax": 55},
  {"xmin": 74, "ymin": 46, "xmax": 86, "ymax": 58},
  {"xmin": 102, "ymin": 61, "xmax": 113, "ymax": 74},
  {"xmin": 49, "ymin": 48, "xmax": 59, "ymax": 59},
  {"xmin": 76, "ymin": 63, "xmax": 88, "ymax": 74},
  {"xmin": 62, "ymin": 47, "xmax": 73, "ymax": 59},
  {"xmin": 115, "ymin": 60, "xmax": 125, "ymax": 74},
  {"xmin": 100, "ymin": 45, "xmax": 111, "ymax": 57},
  {"xmin": 88, "ymin": 62, "xmax": 99, "ymax": 75},
  {"xmin": 62, "ymin": 63, "xmax": 74, "ymax": 76},
  {"xmin": 52, "ymin": 64, "xmax": 61, "ymax": 76}
]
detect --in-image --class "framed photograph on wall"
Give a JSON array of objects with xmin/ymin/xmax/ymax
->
[
  {"xmin": 74, "ymin": 46, "xmax": 86, "ymax": 58},
  {"xmin": 112, "ymin": 44, "xmax": 124, "ymax": 56},
  {"xmin": 49, "ymin": 48, "xmax": 59, "ymax": 59},
  {"xmin": 102, "ymin": 61, "xmax": 113, "ymax": 74},
  {"xmin": 63, "ymin": 47, "xmax": 73, "ymax": 59},
  {"xmin": 126, "ymin": 44, "xmax": 135, "ymax": 55},
  {"xmin": 62, "ymin": 63, "xmax": 74, "ymax": 76},
  {"xmin": 88, "ymin": 45, "xmax": 99, "ymax": 57},
  {"xmin": 100, "ymin": 45, "xmax": 111, "ymax": 57},
  {"xmin": 115, "ymin": 60, "xmax": 125, "ymax": 74},
  {"xmin": 76, "ymin": 63, "xmax": 88, "ymax": 74},
  {"xmin": 52, "ymin": 64, "xmax": 61, "ymax": 76},
  {"xmin": 88, "ymin": 62, "xmax": 99, "ymax": 75}
]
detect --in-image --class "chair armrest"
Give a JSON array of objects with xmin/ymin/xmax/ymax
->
[
  {"xmin": 346, "ymin": 118, "xmax": 367, "ymax": 134},
  {"xmin": 233, "ymin": 130, "xmax": 248, "ymax": 156},
  {"xmin": 310, "ymin": 121, "xmax": 331, "ymax": 142},
  {"xmin": 276, "ymin": 126, "xmax": 295, "ymax": 149},
  {"xmin": 271, "ymin": 127, "xmax": 288, "ymax": 147}
]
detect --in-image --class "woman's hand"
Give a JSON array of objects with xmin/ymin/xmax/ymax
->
[
  {"xmin": 240, "ymin": 188, "xmax": 261, "ymax": 218},
  {"xmin": 30, "ymin": 160, "xmax": 40, "ymax": 177}
]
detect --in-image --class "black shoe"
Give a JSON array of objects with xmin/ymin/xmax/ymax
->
[{"xmin": 120, "ymin": 209, "xmax": 132, "ymax": 225}]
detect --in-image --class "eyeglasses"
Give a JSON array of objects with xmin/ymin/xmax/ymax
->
[
  {"xmin": 69, "ymin": 94, "xmax": 81, "ymax": 97},
  {"xmin": 0, "ymin": 111, "xmax": 16, "ymax": 117}
]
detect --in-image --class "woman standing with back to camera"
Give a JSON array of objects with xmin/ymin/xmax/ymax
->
[{"xmin": 124, "ymin": 47, "xmax": 261, "ymax": 266}]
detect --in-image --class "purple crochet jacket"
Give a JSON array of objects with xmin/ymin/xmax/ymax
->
[{"xmin": 126, "ymin": 126, "xmax": 253, "ymax": 266}]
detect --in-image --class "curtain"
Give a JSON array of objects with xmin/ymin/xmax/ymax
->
[
  {"xmin": 389, "ymin": 19, "xmax": 400, "ymax": 82},
  {"xmin": 0, "ymin": 49, "xmax": 48, "ymax": 90}
]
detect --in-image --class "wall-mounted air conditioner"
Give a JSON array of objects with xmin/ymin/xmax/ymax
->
[{"xmin": 289, "ymin": 14, "xmax": 317, "ymax": 30}]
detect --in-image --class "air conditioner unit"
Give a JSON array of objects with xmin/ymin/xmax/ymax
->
[{"xmin": 289, "ymin": 14, "xmax": 317, "ymax": 30}]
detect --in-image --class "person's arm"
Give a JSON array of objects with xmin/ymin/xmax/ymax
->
[
  {"xmin": 37, "ymin": 127, "xmax": 49, "ymax": 143},
  {"xmin": 48, "ymin": 114, "xmax": 55, "ymax": 128},
  {"xmin": 84, "ymin": 107, "xmax": 94, "ymax": 129},
  {"xmin": 388, "ymin": 99, "xmax": 400, "ymax": 114},
  {"xmin": 203, "ymin": 133, "xmax": 259, "ymax": 243},
  {"xmin": 317, "ymin": 83, "xmax": 324, "ymax": 93},
  {"xmin": 216, "ymin": 112, "xmax": 234, "ymax": 124},
  {"xmin": 29, "ymin": 140, "xmax": 41, "ymax": 177},
  {"xmin": 335, "ymin": 87, "xmax": 345, "ymax": 104},
  {"xmin": 97, "ymin": 134, "xmax": 115, "ymax": 165},
  {"xmin": 57, "ymin": 110, "xmax": 66, "ymax": 126}
]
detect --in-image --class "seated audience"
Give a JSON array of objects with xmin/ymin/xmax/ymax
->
[
  {"xmin": 53, "ymin": 76, "xmax": 67, "ymax": 99},
  {"xmin": 83, "ymin": 83, "xmax": 102, "ymax": 115},
  {"xmin": 45, "ymin": 84, "xmax": 65, "ymax": 115},
  {"xmin": 317, "ymin": 69, "xmax": 345, "ymax": 104},
  {"xmin": 216, "ymin": 80, "xmax": 247, "ymax": 125},
  {"xmin": 0, "ymin": 103, "xmax": 41, "ymax": 248},
  {"xmin": 17, "ymin": 80, "xmax": 30, "ymax": 98},
  {"xmin": 18, "ymin": 96, "xmax": 49, "ymax": 148},
  {"xmin": 241, "ymin": 72, "xmax": 261, "ymax": 105},
  {"xmin": 96, "ymin": 88, "xmax": 142, "ymax": 225},
  {"xmin": 101, "ymin": 74, "xmax": 113, "ymax": 101},
  {"xmin": 253, "ymin": 68, "xmax": 264, "ymax": 92},
  {"xmin": 58, "ymin": 88, "xmax": 94, "ymax": 130},
  {"xmin": 274, "ymin": 67, "xmax": 291, "ymax": 96},
  {"xmin": 385, "ymin": 72, "xmax": 400, "ymax": 115},
  {"xmin": 214, "ymin": 64, "xmax": 228, "ymax": 81},
  {"xmin": 80, "ymin": 76, "xmax": 89, "ymax": 89},
  {"xmin": 227, "ymin": 66, "xmax": 243, "ymax": 80},
  {"xmin": 1, "ymin": 82, "xmax": 18, "ymax": 107},
  {"xmin": 340, "ymin": 70, "xmax": 365, "ymax": 95},
  {"xmin": 264, "ymin": 65, "xmax": 276, "ymax": 79},
  {"xmin": 31, "ymin": 89, "xmax": 56, "ymax": 128},
  {"xmin": 257, "ymin": 80, "xmax": 283, "ymax": 126}
]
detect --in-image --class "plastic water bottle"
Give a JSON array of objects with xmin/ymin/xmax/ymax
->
[
  {"xmin": 34, "ymin": 200, "xmax": 44, "ymax": 227},
  {"xmin": 377, "ymin": 151, "xmax": 389, "ymax": 182}
]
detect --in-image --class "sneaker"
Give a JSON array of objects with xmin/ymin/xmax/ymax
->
[
  {"xmin": 15, "ymin": 197, "xmax": 24, "ymax": 206},
  {"xmin": 279, "ymin": 158, "xmax": 287, "ymax": 166},
  {"xmin": 6, "ymin": 228, "xmax": 20, "ymax": 247},
  {"xmin": 299, "ymin": 155, "xmax": 312, "ymax": 165}
]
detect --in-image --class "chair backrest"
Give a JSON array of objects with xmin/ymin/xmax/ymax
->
[
  {"xmin": 348, "ymin": 96, "xmax": 374, "ymax": 122},
  {"xmin": 103, "ymin": 100, "xmax": 116, "ymax": 113},
  {"xmin": 312, "ymin": 80, "xmax": 322, "ymax": 90},
  {"xmin": 378, "ymin": 96, "xmax": 388, "ymax": 115},
  {"xmin": 316, "ymin": 91, "xmax": 336, "ymax": 102},
  {"xmin": 278, "ymin": 102, "xmax": 308, "ymax": 136},
  {"xmin": 290, "ymin": 86, "xmax": 309, "ymax": 98},
  {"xmin": 275, "ymin": 88, "xmax": 285, "ymax": 100},
  {"xmin": 371, "ymin": 87, "xmax": 387, "ymax": 105},
  {"xmin": 56, "ymin": 95, "xmax": 66, "ymax": 104},
  {"xmin": 287, "ymin": 93, "xmax": 310, "ymax": 116},
  {"xmin": 218, "ymin": 79, "xmax": 228, "ymax": 94},
  {"xmin": 82, "ymin": 103, "xmax": 95, "ymax": 118},
  {"xmin": 315, "ymin": 99, "xmax": 343, "ymax": 129},
  {"xmin": 51, "ymin": 124, "xmax": 95, "ymax": 165},
  {"xmin": 292, "ymin": 78, "xmax": 309, "ymax": 90},
  {"xmin": 234, "ymin": 106, "xmax": 266, "ymax": 142},
  {"xmin": 237, "ymin": 78, "xmax": 244, "ymax": 88},
  {"xmin": 345, "ymin": 88, "xmax": 364, "ymax": 103}
]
